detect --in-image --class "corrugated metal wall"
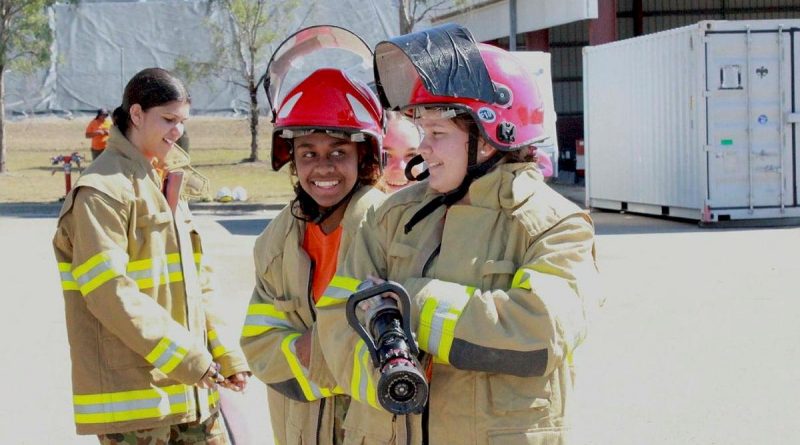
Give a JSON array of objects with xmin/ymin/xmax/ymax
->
[
  {"xmin": 550, "ymin": 21, "xmax": 587, "ymax": 115},
  {"xmin": 550, "ymin": 0, "xmax": 800, "ymax": 118}
]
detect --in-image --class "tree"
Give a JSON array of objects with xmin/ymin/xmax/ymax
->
[
  {"xmin": 398, "ymin": 0, "xmax": 467, "ymax": 35},
  {"xmin": 0, "ymin": 1, "xmax": 57, "ymax": 173},
  {"xmin": 177, "ymin": 0, "xmax": 302, "ymax": 163}
]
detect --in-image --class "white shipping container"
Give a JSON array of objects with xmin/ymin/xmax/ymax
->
[{"xmin": 583, "ymin": 20, "xmax": 800, "ymax": 223}]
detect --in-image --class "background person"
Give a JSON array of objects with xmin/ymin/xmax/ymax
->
[
  {"xmin": 314, "ymin": 24, "xmax": 601, "ymax": 445},
  {"xmin": 53, "ymin": 68, "xmax": 249, "ymax": 445},
  {"xmin": 84, "ymin": 108, "xmax": 111, "ymax": 160},
  {"xmin": 378, "ymin": 111, "xmax": 421, "ymax": 193}
]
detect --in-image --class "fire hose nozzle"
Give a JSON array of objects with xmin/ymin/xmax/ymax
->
[{"xmin": 345, "ymin": 281, "xmax": 428, "ymax": 415}]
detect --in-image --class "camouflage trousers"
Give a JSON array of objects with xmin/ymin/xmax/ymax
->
[{"xmin": 97, "ymin": 411, "xmax": 230, "ymax": 445}]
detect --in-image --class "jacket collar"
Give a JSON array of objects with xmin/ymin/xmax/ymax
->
[
  {"xmin": 106, "ymin": 126, "xmax": 158, "ymax": 183},
  {"xmin": 292, "ymin": 185, "xmax": 384, "ymax": 232},
  {"xmin": 105, "ymin": 126, "xmax": 208, "ymax": 198},
  {"xmin": 466, "ymin": 162, "xmax": 544, "ymax": 210},
  {"xmin": 341, "ymin": 185, "xmax": 383, "ymax": 229}
]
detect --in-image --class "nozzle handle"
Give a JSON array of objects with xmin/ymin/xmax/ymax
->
[{"xmin": 345, "ymin": 281, "xmax": 417, "ymax": 367}]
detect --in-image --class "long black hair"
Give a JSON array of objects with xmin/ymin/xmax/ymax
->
[{"xmin": 112, "ymin": 68, "xmax": 190, "ymax": 136}]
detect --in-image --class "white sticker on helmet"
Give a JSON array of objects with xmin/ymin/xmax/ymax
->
[
  {"xmin": 477, "ymin": 107, "xmax": 496, "ymax": 123},
  {"xmin": 346, "ymin": 93, "xmax": 374, "ymax": 125},
  {"xmin": 278, "ymin": 92, "xmax": 303, "ymax": 119}
]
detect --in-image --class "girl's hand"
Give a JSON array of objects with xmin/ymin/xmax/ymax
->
[
  {"xmin": 198, "ymin": 362, "xmax": 224, "ymax": 389},
  {"xmin": 221, "ymin": 372, "xmax": 251, "ymax": 392}
]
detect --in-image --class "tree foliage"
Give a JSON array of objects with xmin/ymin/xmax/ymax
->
[
  {"xmin": 175, "ymin": 0, "xmax": 303, "ymax": 162},
  {"xmin": 398, "ymin": 0, "xmax": 467, "ymax": 34},
  {"xmin": 0, "ymin": 0, "xmax": 62, "ymax": 173}
]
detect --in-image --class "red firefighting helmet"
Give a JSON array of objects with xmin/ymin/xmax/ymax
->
[
  {"xmin": 270, "ymin": 68, "xmax": 383, "ymax": 171},
  {"xmin": 264, "ymin": 25, "xmax": 382, "ymax": 171},
  {"xmin": 374, "ymin": 23, "xmax": 545, "ymax": 151}
]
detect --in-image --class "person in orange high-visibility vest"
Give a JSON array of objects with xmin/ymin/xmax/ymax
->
[{"xmin": 84, "ymin": 108, "xmax": 112, "ymax": 160}]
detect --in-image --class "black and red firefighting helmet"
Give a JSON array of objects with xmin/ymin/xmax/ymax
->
[{"xmin": 373, "ymin": 23, "xmax": 545, "ymax": 151}]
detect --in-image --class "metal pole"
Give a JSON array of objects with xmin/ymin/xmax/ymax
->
[
  {"xmin": 120, "ymin": 47, "xmax": 125, "ymax": 94},
  {"xmin": 64, "ymin": 161, "xmax": 72, "ymax": 194},
  {"xmin": 509, "ymin": 0, "xmax": 517, "ymax": 51},
  {"xmin": 746, "ymin": 26, "xmax": 754, "ymax": 213},
  {"xmin": 778, "ymin": 25, "xmax": 786, "ymax": 212}
]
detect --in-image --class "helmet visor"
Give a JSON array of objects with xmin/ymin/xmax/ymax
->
[
  {"xmin": 374, "ymin": 23, "xmax": 496, "ymax": 110},
  {"xmin": 266, "ymin": 25, "xmax": 373, "ymax": 114}
]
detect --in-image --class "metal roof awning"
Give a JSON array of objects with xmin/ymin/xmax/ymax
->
[{"xmin": 431, "ymin": 0, "xmax": 598, "ymax": 41}]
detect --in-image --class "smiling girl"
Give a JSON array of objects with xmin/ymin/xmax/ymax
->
[
  {"xmin": 239, "ymin": 64, "xmax": 400, "ymax": 443},
  {"xmin": 53, "ymin": 68, "xmax": 250, "ymax": 444},
  {"xmin": 235, "ymin": 22, "xmax": 434, "ymax": 442},
  {"xmin": 314, "ymin": 25, "xmax": 602, "ymax": 445}
]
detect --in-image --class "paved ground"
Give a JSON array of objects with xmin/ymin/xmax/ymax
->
[{"xmin": 1, "ymin": 186, "xmax": 799, "ymax": 444}]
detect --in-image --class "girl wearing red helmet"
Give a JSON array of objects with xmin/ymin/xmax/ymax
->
[
  {"xmin": 240, "ymin": 26, "xmax": 420, "ymax": 445},
  {"xmin": 314, "ymin": 24, "xmax": 601, "ymax": 444}
]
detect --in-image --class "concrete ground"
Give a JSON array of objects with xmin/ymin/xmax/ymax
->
[{"xmin": 1, "ymin": 186, "xmax": 799, "ymax": 444}]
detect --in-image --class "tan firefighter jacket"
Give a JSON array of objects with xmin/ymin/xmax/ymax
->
[
  {"xmin": 313, "ymin": 162, "xmax": 601, "ymax": 445},
  {"xmin": 241, "ymin": 185, "xmax": 423, "ymax": 445},
  {"xmin": 52, "ymin": 127, "xmax": 250, "ymax": 435}
]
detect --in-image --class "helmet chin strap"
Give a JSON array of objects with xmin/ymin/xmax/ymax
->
[
  {"xmin": 404, "ymin": 125, "xmax": 502, "ymax": 234},
  {"xmin": 404, "ymin": 154, "xmax": 430, "ymax": 181},
  {"xmin": 291, "ymin": 181, "xmax": 361, "ymax": 225},
  {"xmin": 314, "ymin": 182, "xmax": 360, "ymax": 224}
]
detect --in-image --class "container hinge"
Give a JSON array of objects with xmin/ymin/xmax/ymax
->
[{"xmin": 787, "ymin": 113, "xmax": 800, "ymax": 124}]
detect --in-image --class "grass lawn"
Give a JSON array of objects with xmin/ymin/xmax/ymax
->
[{"xmin": 0, "ymin": 116, "xmax": 295, "ymax": 204}]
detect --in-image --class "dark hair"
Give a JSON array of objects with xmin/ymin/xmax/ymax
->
[
  {"xmin": 290, "ymin": 140, "xmax": 381, "ymax": 219},
  {"xmin": 112, "ymin": 68, "xmax": 190, "ymax": 136},
  {"xmin": 95, "ymin": 108, "xmax": 109, "ymax": 119}
]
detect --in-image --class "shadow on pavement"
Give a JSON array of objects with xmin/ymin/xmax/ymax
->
[
  {"xmin": 549, "ymin": 183, "xmax": 799, "ymax": 235},
  {"xmin": 590, "ymin": 208, "xmax": 797, "ymax": 235},
  {"xmin": 216, "ymin": 218, "xmax": 272, "ymax": 236},
  {"xmin": 591, "ymin": 209, "xmax": 705, "ymax": 235},
  {"xmin": 0, "ymin": 202, "xmax": 61, "ymax": 218}
]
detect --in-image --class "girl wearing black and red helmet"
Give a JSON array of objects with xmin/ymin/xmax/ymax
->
[
  {"xmin": 313, "ymin": 24, "xmax": 601, "ymax": 444},
  {"xmin": 240, "ymin": 27, "xmax": 419, "ymax": 444}
]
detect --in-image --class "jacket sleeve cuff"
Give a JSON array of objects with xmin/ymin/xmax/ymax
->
[
  {"xmin": 402, "ymin": 277, "xmax": 475, "ymax": 363},
  {"xmin": 217, "ymin": 352, "xmax": 251, "ymax": 377},
  {"xmin": 172, "ymin": 345, "xmax": 214, "ymax": 385}
]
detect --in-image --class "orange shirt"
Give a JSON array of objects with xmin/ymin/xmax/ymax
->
[
  {"xmin": 302, "ymin": 222, "xmax": 343, "ymax": 303},
  {"xmin": 85, "ymin": 117, "xmax": 111, "ymax": 150}
]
